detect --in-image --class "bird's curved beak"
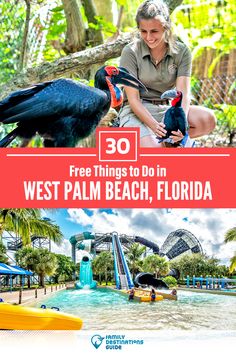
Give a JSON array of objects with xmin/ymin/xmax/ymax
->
[
  {"xmin": 113, "ymin": 67, "xmax": 148, "ymax": 92},
  {"xmin": 161, "ymin": 89, "xmax": 178, "ymax": 99}
]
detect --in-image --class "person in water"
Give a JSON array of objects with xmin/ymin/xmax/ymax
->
[
  {"xmin": 150, "ymin": 288, "xmax": 156, "ymax": 301},
  {"xmin": 129, "ymin": 288, "xmax": 135, "ymax": 300}
]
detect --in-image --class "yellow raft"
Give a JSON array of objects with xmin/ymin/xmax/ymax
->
[
  {"xmin": 126, "ymin": 289, "xmax": 163, "ymax": 302},
  {"xmin": 136, "ymin": 293, "xmax": 163, "ymax": 302},
  {"xmin": 156, "ymin": 291, "xmax": 177, "ymax": 301},
  {"xmin": 126, "ymin": 288, "xmax": 177, "ymax": 302},
  {"xmin": 0, "ymin": 303, "xmax": 83, "ymax": 330}
]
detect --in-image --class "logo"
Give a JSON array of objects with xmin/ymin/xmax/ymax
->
[
  {"xmin": 91, "ymin": 334, "xmax": 105, "ymax": 349},
  {"xmin": 90, "ymin": 333, "xmax": 144, "ymax": 350}
]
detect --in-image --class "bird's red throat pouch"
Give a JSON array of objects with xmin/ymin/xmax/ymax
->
[{"xmin": 105, "ymin": 77, "xmax": 123, "ymax": 108}]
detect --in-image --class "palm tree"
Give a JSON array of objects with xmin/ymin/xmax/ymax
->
[
  {"xmin": 170, "ymin": 253, "xmax": 222, "ymax": 279},
  {"xmin": 127, "ymin": 243, "xmax": 146, "ymax": 279},
  {"xmin": 143, "ymin": 254, "xmax": 170, "ymax": 278},
  {"xmin": 93, "ymin": 256, "xmax": 102, "ymax": 284},
  {"xmin": 0, "ymin": 209, "xmax": 63, "ymax": 246},
  {"xmin": 32, "ymin": 248, "xmax": 58, "ymax": 287},
  {"xmin": 15, "ymin": 247, "xmax": 35, "ymax": 288},
  {"xmin": 53, "ymin": 254, "xmax": 75, "ymax": 283},
  {"xmin": 16, "ymin": 247, "xmax": 58, "ymax": 287},
  {"xmin": 93, "ymin": 251, "xmax": 113, "ymax": 285},
  {"xmin": 225, "ymin": 227, "xmax": 236, "ymax": 243},
  {"xmin": 0, "ymin": 241, "xmax": 8, "ymax": 264},
  {"xmin": 225, "ymin": 227, "xmax": 236, "ymax": 273},
  {"xmin": 229, "ymin": 255, "xmax": 236, "ymax": 274}
]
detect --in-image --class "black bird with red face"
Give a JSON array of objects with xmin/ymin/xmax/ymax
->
[
  {"xmin": 159, "ymin": 89, "xmax": 188, "ymax": 144},
  {"xmin": 0, "ymin": 66, "xmax": 146, "ymax": 147}
]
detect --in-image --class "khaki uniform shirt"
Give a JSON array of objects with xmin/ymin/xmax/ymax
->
[{"xmin": 120, "ymin": 38, "xmax": 192, "ymax": 100}]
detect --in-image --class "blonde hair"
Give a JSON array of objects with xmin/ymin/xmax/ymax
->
[{"xmin": 135, "ymin": 0, "xmax": 178, "ymax": 53}]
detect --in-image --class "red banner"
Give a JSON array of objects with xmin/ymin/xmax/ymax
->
[{"xmin": 0, "ymin": 128, "xmax": 235, "ymax": 208}]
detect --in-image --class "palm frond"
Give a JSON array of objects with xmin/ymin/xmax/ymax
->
[
  {"xmin": 229, "ymin": 255, "xmax": 236, "ymax": 274},
  {"xmin": 225, "ymin": 227, "xmax": 236, "ymax": 243}
]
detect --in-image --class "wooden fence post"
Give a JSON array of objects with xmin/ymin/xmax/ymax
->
[{"xmin": 19, "ymin": 288, "xmax": 22, "ymax": 304}]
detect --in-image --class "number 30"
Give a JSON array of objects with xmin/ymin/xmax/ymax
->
[{"xmin": 106, "ymin": 138, "xmax": 130, "ymax": 155}]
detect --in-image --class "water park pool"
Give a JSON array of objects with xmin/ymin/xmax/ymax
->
[
  {"xmin": 221, "ymin": 288, "xmax": 236, "ymax": 293},
  {"xmin": 35, "ymin": 288, "xmax": 236, "ymax": 330}
]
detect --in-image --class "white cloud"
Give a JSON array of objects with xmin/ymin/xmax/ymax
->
[
  {"xmin": 51, "ymin": 239, "xmax": 71, "ymax": 257},
  {"xmin": 2, "ymin": 209, "xmax": 236, "ymax": 265},
  {"xmin": 65, "ymin": 208, "xmax": 236, "ymax": 264},
  {"xmin": 67, "ymin": 209, "xmax": 92, "ymax": 226}
]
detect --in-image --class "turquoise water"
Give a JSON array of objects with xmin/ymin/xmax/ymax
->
[
  {"xmin": 36, "ymin": 288, "xmax": 236, "ymax": 330},
  {"xmin": 221, "ymin": 289, "xmax": 236, "ymax": 292}
]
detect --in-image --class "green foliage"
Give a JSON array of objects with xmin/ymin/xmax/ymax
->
[
  {"xmin": 172, "ymin": 0, "xmax": 235, "ymax": 73},
  {"xmin": 0, "ymin": 242, "xmax": 6, "ymax": 254},
  {"xmin": 16, "ymin": 247, "xmax": 57, "ymax": 282},
  {"xmin": 0, "ymin": 209, "xmax": 63, "ymax": 246},
  {"xmin": 214, "ymin": 103, "xmax": 236, "ymax": 145},
  {"xmin": 0, "ymin": 1, "xmax": 25, "ymax": 82},
  {"xmin": 214, "ymin": 104, "xmax": 236, "ymax": 131},
  {"xmin": 15, "ymin": 247, "xmax": 35, "ymax": 271},
  {"xmin": 225, "ymin": 227, "xmax": 236, "ymax": 243},
  {"xmin": 0, "ymin": 123, "xmax": 22, "ymax": 147},
  {"xmin": 93, "ymin": 251, "xmax": 113, "ymax": 284},
  {"xmin": 127, "ymin": 243, "xmax": 146, "ymax": 279},
  {"xmin": 229, "ymin": 80, "xmax": 236, "ymax": 95},
  {"xmin": 15, "ymin": 246, "xmax": 58, "ymax": 287},
  {"xmin": 190, "ymin": 75, "xmax": 236, "ymax": 139},
  {"xmin": 142, "ymin": 254, "xmax": 170, "ymax": 277},
  {"xmin": 89, "ymin": 16, "xmax": 117, "ymax": 35},
  {"xmin": 162, "ymin": 275, "xmax": 177, "ymax": 287},
  {"xmin": 224, "ymin": 227, "xmax": 236, "ymax": 273},
  {"xmin": 120, "ymin": 0, "xmax": 140, "ymax": 29},
  {"xmin": 43, "ymin": 5, "xmax": 67, "ymax": 61},
  {"xmin": 52, "ymin": 254, "xmax": 75, "ymax": 283},
  {"xmin": 116, "ymin": 0, "xmax": 128, "ymax": 6},
  {"xmin": 170, "ymin": 253, "xmax": 228, "ymax": 279},
  {"xmin": 190, "ymin": 76, "xmax": 201, "ymax": 103},
  {"xmin": 229, "ymin": 255, "xmax": 236, "ymax": 274},
  {"xmin": 0, "ymin": 0, "xmax": 234, "ymax": 84},
  {"xmin": 32, "ymin": 248, "xmax": 58, "ymax": 287},
  {"xmin": 0, "ymin": 241, "xmax": 8, "ymax": 264},
  {"xmin": 207, "ymin": 52, "xmax": 225, "ymax": 78}
]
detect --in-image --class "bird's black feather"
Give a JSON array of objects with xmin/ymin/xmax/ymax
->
[
  {"xmin": 0, "ymin": 66, "xmax": 146, "ymax": 147},
  {"xmin": 0, "ymin": 79, "xmax": 109, "ymax": 147},
  {"xmin": 164, "ymin": 106, "xmax": 187, "ymax": 138},
  {"xmin": 0, "ymin": 79, "xmax": 107, "ymax": 124},
  {"xmin": 159, "ymin": 90, "xmax": 188, "ymax": 145},
  {"xmin": 0, "ymin": 82, "xmax": 51, "ymax": 111}
]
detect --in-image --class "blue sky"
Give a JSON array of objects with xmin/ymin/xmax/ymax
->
[
  {"xmin": 45, "ymin": 209, "xmax": 86, "ymax": 238},
  {"xmin": 43, "ymin": 208, "xmax": 236, "ymax": 264},
  {"xmin": 44, "ymin": 209, "xmax": 114, "ymax": 238}
]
